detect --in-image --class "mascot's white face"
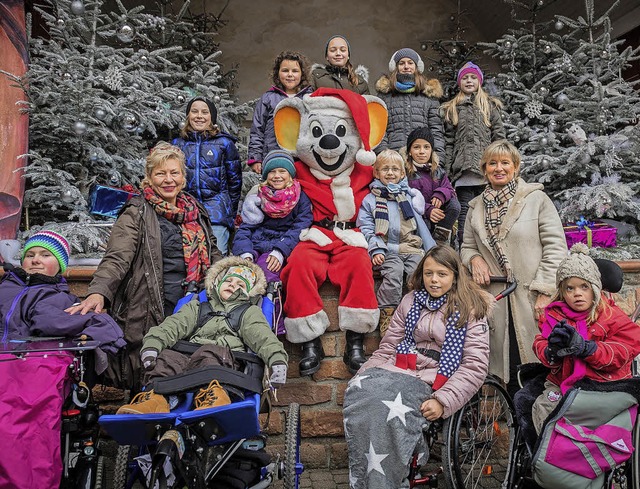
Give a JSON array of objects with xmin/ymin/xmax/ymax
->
[{"xmin": 273, "ymin": 93, "xmax": 387, "ymax": 177}]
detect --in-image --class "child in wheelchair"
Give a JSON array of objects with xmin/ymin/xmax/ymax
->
[
  {"xmin": 513, "ymin": 243, "xmax": 640, "ymax": 488},
  {"xmin": 117, "ymin": 256, "xmax": 288, "ymax": 414},
  {"xmin": 343, "ymin": 245, "xmax": 493, "ymax": 489}
]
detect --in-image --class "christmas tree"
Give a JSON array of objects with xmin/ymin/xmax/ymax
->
[
  {"xmin": 483, "ymin": 0, "xmax": 640, "ymax": 226},
  {"xmin": 1, "ymin": 0, "xmax": 246, "ymax": 252}
]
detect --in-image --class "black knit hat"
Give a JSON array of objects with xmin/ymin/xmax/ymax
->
[
  {"xmin": 324, "ymin": 35, "xmax": 350, "ymax": 57},
  {"xmin": 407, "ymin": 127, "xmax": 435, "ymax": 153},
  {"xmin": 185, "ymin": 96, "xmax": 217, "ymax": 124}
]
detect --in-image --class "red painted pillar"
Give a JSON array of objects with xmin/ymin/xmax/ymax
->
[{"xmin": 0, "ymin": 0, "xmax": 28, "ymax": 239}]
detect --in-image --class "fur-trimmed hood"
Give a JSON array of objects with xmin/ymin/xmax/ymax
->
[
  {"xmin": 375, "ymin": 74, "xmax": 444, "ymax": 99},
  {"xmin": 204, "ymin": 256, "xmax": 267, "ymax": 299}
]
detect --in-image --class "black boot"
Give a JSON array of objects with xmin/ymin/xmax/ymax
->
[
  {"xmin": 343, "ymin": 331, "xmax": 366, "ymax": 375},
  {"xmin": 299, "ymin": 338, "xmax": 325, "ymax": 376}
]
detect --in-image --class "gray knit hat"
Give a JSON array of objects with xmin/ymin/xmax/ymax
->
[
  {"xmin": 556, "ymin": 243, "xmax": 602, "ymax": 306},
  {"xmin": 389, "ymin": 48, "xmax": 424, "ymax": 73}
]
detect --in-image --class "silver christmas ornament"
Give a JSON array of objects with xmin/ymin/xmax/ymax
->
[
  {"xmin": 132, "ymin": 82, "xmax": 140, "ymax": 90},
  {"xmin": 62, "ymin": 189, "xmax": 74, "ymax": 203},
  {"xmin": 556, "ymin": 93, "xmax": 569, "ymax": 105},
  {"xmin": 505, "ymin": 79, "xmax": 514, "ymax": 88},
  {"xmin": 555, "ymin": 20, "xmax": 564, "ymax": 30},
  {"xmin": 504, "ymin": 41, "xmax": 512, "ymax": 50},
  {"xmin": 56, "ymin": 18, "xmax": 65, "ymax": 28},
  {"xmin": 62, "ymin": 72, "xmax": 72, "ymax": 81},
  {"xmin": 543, "ymin": 44, "xmax": 552, "ymax": 54},
  {"xmin": 450, "ymin": 47, "xmax": 458, "ymax": 56},
  {"xmin": 542, "ymin": 157, "xmax": 550, "ymax": 168},
  {"xmin": 70, "ymin": 0, "xmax": 85, "ymax": 15},
  {"xmin": 94, "ymin": 108, "xmax": 107, "ymax": 120},
  {"xmin": 117, "ymin": 24, "xmax": 135, "ymax": 43},
  {"xmin": 140, "ymin": 55, "xmax": 148, "ymax": 63},
  {"xmin": 213, "ymin": 95, "xmax": 221, "ymax": 103},
  {"xmin": 601, "ymin": 50, "xmax": 609, "ymax": 59},
  {"xmin": 178, "ymin": 121, "xmax": 186, "ymax": 130},
  {"xmin": 121, "ymin": 113, "xmax": 138, "ymax": 131},
  {"xmin": 539, "ymin": 85, "xmax": 549, "ymax": 97},
  {"xmin": 420, "ymin": 43, "xmax": 427, "ymax": 51},
  {"xmin": 73, "ymin": 121, "xmax": 87, "ymax": 135},
  {"xmin": 540, "ymin": 137, "xmax": 549, "ymax": 146},
  {"xmin": 537, "ymin": 0, "xmax": 544, "ymax": 5},
  {"xmin": 176, "ymin": 94, "xmax": 186, "ymax": 104},
  {"xmin": 190, "ymin": 37, "xmax": 198, "ymax": 47},
  {"xmin": 90, "ymin": 151, "xmax": 99, "ymax": 161}
]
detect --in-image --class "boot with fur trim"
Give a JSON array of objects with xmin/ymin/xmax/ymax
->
[{"xmin": 378, "ymin": 306, "xmax": 396, "ymax": 337}]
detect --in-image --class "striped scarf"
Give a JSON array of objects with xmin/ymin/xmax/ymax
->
[
  {"xmin": 396, "ymin": 290, "xmax": 465, "ymax": 390},
  {"xmin": 482, "ymin": 178, "xmax": 518, "ymax": 282},
  {"xmin": 370, "ymin": 181, "xmax": 416, "ymax": 238},
  {"xmin": 143, "ymin": 187, "xmax": 211, "ymax": 283}
]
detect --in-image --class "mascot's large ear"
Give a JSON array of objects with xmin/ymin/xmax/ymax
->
[
  {"xmin": 364, "ymin": 96, "xmax": 388, "ymax": 150},
  {"xmin": 274, "ymin": 98, "xmax": 304, "ymax": 152}
]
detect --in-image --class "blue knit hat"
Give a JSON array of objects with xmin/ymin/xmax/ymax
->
[
  {"xmin": 22, "ymin": 231, "xmax": 70, "ymax": 273},
  {"xmin": 261, "ymin": 150, "xmax": 296, "ymax": 180}
]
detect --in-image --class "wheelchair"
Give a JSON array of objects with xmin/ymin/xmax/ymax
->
[
  {"xmin": 99, "ymin": 281, "xmax": 303, "ymax": 489},
  {"xmin": 0, "ymin": 338, "xmax": 104, "ymax": 488}
]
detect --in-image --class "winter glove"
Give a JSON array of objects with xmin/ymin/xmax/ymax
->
[
  {"xmin": 141, "ymin": 349, "xmax": 158, "ymax": 371},
  {"xmin": 555, "ymin": 327, "xmax": 597, "ymax": 358},
  {"xmin": 269, "ymin": 362, "xmax": 288, "ymax": 389},
  {"xmin": 543, "ymin": 345, "xmax": 559, "ymax": 363},
  {"xmin": 547, "ymin": 320, "xmax": 573, "ymax": 348}
]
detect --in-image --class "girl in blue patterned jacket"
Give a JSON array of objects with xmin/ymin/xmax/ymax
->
[{"xmin": 173, "ymin": 97, "xmax": 241, "ymax": 255}]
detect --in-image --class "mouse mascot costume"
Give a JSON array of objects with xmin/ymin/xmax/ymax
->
[{"xmin": 273, "ymin": 88, "xmax": 388, "ymax": 375}]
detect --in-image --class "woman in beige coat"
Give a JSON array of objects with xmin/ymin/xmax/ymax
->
[{"xmin": 460, "ymin": 140, "xmax": 567, "ymax": 395}]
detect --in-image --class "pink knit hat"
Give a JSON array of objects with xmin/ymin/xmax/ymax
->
[{"xmin": 457, "ymin": 62, "xmax": 484, "ymax": 86}]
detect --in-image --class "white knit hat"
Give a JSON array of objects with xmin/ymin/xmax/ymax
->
[{"xmin": 556, "ymin": 243, "xmax": 602, "ymax": 306}]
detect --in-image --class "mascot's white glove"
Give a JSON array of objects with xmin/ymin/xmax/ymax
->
[
  {"xmin": 240, "ymin": 194, "xmax": 264, "ymax": 225},
  {"xmin": 333, "ymin": 227, "xmax": 368, "ymax": 248},
  {"xmin": 141, "ymin": 349, "xmax": 159, "ymax": 371},
  {"xmin": 300, "ymin": 227, "xmax": 332, "ymax": 247},
  {"xmin": 269, "ymin": 362, "xmax": 288, "ymax": 388},
  {"xmin": 408, "ymin": 188, "xmax": 426, "ymax": 215}
]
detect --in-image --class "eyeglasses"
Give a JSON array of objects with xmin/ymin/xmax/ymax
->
[{"xmin": 378, "ymin": 166, "xmax": 403, "ymax": 173}]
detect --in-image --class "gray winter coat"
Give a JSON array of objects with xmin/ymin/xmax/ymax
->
[
  {"xmin": 443, "ymin": 95, "xmax": 505, "ymax": 183},
  {"xmin": 375, "ymin": 75, "xmax": 445, "ymax": 160}
]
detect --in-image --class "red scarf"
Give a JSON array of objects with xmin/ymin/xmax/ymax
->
[
  {"xmin": 258, "ymin": 180, "xmax": 301, "ymax": 219},
  {"xmin": 143, "ymin": 187, "xmax": 210, "ymax": 283}
]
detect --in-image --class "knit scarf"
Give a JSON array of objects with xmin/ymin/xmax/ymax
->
[
  {"xmin": 370, "ymin": 179, "xmax": 416, "ymax": 237},
  {"xmin": 143, "ymin": 187, "xmax": 210, "ymax": 283},
  {"xmin": 482, "ymin": 178, "xmax": 518, "ymax": 282},
  {"xmin": 258, "ymin": 180, "xmax": 301, "ymax": 219},
  {"xmin": 540, "ymin": 301, "xmax": 590, "ymax": 394},
  {"xmin": 395, "ymin": 73, "xmax": 416, "ymax": 93},
  {"xmin": 396, "ymin": 290, "xmax": 465, "ymax": 391}
]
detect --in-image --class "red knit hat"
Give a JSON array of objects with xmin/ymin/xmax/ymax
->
[{"xmin": 310, "ymin": 88, "xmax": 377, "ymax": 165}]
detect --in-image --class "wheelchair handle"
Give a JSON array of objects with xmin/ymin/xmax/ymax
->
[{"xmin": 489, "ymin": 276, "xmax": 517, "ymax": 301}]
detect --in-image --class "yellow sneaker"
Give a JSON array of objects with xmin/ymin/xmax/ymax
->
[
  {"xmin": 194, "ymin": 380, "xmax": 231, "ymax": 410},
  {"xmin": 116, "ymin": 390, "xmax": 170, "ymax": 415},
  {"xmin": 378, "ymin": 307, "xmax": 396, "ymax": 337}
]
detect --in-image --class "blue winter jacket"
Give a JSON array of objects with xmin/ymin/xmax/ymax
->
[
  {"xmin": 232, "ymin": 191, "xmax": 313, "ymax": 260},
  {"xmin": 173, "ymin": 131, "xmax": 241, "ymax": 229},
  {"xmin": 248, "ymin": 85, "xmax": 313, "ymax": 165}
]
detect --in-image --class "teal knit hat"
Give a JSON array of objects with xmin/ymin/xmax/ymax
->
[
  {"xmin": 22, "ymin": 231, "xmax": 70, "ymax": 273},
  {"xmin": 261, "ymin": 149, "xmax": 296, "ymax": 181}
]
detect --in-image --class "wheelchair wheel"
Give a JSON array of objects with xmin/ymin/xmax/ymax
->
[
  {"xmin": 283, "ymin": 402, "xmax": 302, "ymax": 489},
  {"xmin": 626, "ymin": 413, "xmax": 640, "ymax": 489},
  {"xmin": 442, "ymin": 377, "xmax": 516, "ymax": 488},
  {"xmin": 113, "ymin": 445, "xmax": 134, "ymax": 489}
]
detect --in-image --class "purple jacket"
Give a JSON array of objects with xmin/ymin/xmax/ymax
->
[
  {"xmin": 408, "ymin": 167, "xmax": 457, "ymax": 219},
  {"xmin": 0, "ymin": 270, "xmax": 125, "ymax": 361},
  {"xmin": 248, "ymin": 85, "xmax": 313, "ymax": 165}
]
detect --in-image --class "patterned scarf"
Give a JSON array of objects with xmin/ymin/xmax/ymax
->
[
  {"xmin": 396, "ymin": 290, "xmax": 465, "ymax": 390},
  {"xmin": 370, "ymin": 179, "xmax": 416, "ymax": 237},
  {"xmin": 143, "ymin": 187, "xmax": 210, "ymax": 283},
  {"xmin": 258, "ymin": 180, "xmax": 301, "ymax": 219},
  {"xmin": 395, "ymin": 73, "xmax": 416, "ymax": 93},
  {"xmin": 482, "ymin": 178, "xmax": 518, "ymax": 282}
]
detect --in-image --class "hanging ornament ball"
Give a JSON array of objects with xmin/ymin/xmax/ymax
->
[
  {"xmin": 556, "ymin": 93, "xmax": 569, "ymax": 105},
  {"xmin": 580, "ymin": 153, "xmax": 591, "ymax": 164},
  {"xmin": 56, "ymin": 18, "xmax": 66, "ymax": 28},
  {"xmin": 537, "ymin": 0, "xmax": 544, "ymax": 5},
  {"xmin": 540, "ymin": 136, "xmax": 549, "ymax": 146},
  {"xmin": 213, "ymin": 95, "xmax": 221, "ymax": 103},
  {"xmin": 132, "ymin": 82, "xmax": 141, "ymax": 90},
  {"xmin": 90, "ymin": 151, "xmax": 99, "ymax": 161},
  {"xmin": 73, "ymin": 121, "xmax": 88, "ymax": 135},
  {"xmin": 117, "ymin": 23, "xmax": 135, "ymax": 43},
  {"xmin": 62, "ymin": 72, "xmax": 72, "ymax": 81},
  {"xmin": 542, "ymin": 157, "xmax": 550, "ymax": 168},
  {"xmin": 539, "ymin": 85, "xmax": 549, "ymax": 97},
  {"xmin": 70, "ymin": 0, "xmax": 85, "ymax": 15},
  {"xmin": 94, "ymin": 108, "xmax": 107, "ymax": 120},
  {"xmin": 190, "ymin": 37, "xmax": 198, "ymax": 47},
  {"xmin": 178, "ymin": 121, "xmax": 187, "ymax": 130},
  {"xmin": 420, "ymin": 43, "xmax": 428, "ymax": 51},
  {"xmin": 505, "ymin": 79, "xmax": 514, "ymax": 88},
  {"xmin": 121, "ymin": 113, "xmax": 138, "ymax": 131},
  {"xmin": 543, "ymin": 44, "xmax": 552, "ymax": 54},
  {"xmin": 450, "ymin": 47, "xmax": 458, "ymax": 56},
  {"xmin": 601, "ymin": 50, "xmax": 609, "ymax": 59},
  {"xmin": 504, "ymin": 41, "xmax": 512, "ymax": 50},
  {"xmin": 514, "ymin": 135, "xmax": 520, "ymax": 142},
  {"xmin": 555, "ymin": 20, "xmax": 564, "ymax": 31},
  {"xmin": 140, "ymin": 55, "xmax": 148, "ymax": 63},
  {"xmin": 61, "ymin": 189, "xmax": 75, "ymax": 203},
  {"xmin": 176, "ymin": 94, "xmax": 186, "ymax": 104}
]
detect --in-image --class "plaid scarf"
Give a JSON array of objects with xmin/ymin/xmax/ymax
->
[
  {"xmin": 370, "ymin": 180, "xmax": 416, "ymax": 237},
  {"xmin": 143, "ymin": 187, "xmax": 211, "ymax": 283},
  {"xmin": 482, "ymin": 178, "xmax": 518, "ymax": 282},
  {"xmin": 396, "ymin": 290, "xmax": 465, "ymax": 390},
  {"xmin": 258, "ymin": 180, "xmax": 301, "ymax": 219}
]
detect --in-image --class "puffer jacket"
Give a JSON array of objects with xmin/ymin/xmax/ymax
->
[
  {"xmin": 173, "ymin": 131, "xmax": 241, "ymax": 229},
  {"xmin": 311, "ymin": 64, "xmax": 370, "ymax": 94},
  {"xmin": 87, "ymin": 195, "xmax": 219, "ymax": 387},
  {"xmin": 248, "ymin": 85, "xmax": 313, "ymax": 166},
  {"xmin": 359, "ymin": 290, "xmax": 491, "ymax": 419},
  {"xmin": 232, "ymin": 188, "xmax": 313, "ymax": 260},
  {"xmin": 375, "ymin": 75, "xmax": 445, "ymax": 159},
  {"xmin": 142, "ymin": 257, "xmax": 288, "ymax": 368},
  {"xmin": 533, "ymin": 297, "xmax": 640, "ymax": 386},
  {"xmin": 408, "ymin": 166, "xmax": 456, "ymax": 221},
  {"xmin": 443, "ymin": 94, "xmax": 505, "ymax": 183}
]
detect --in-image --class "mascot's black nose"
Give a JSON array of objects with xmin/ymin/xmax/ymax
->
[{"xmin": 319, "ymin": 134, "xmax": 340, "ymax": 150}]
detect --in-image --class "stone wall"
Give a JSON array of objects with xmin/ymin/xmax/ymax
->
[{"xmin": 66, "ymin": 262, "xmax": 640, "ymax": 469}]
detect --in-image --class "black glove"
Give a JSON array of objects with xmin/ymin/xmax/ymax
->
[
  {"xmin": 544, "ymin": 345, "xmax": 559, "ymax": 363},
  {"xmin": 548, "ymin": 320, "xmax": 573, "ymax": 348},
  {"xmin": 556, "ymin": 327, "xmax": 597, "ymax": 358}
]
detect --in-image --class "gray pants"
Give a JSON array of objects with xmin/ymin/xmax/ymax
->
[
  {"xmin": 375, "ymin": 253, "xmax": 423, "ymax": 307},
  {"xmin": 532, "ymin": 380, "xmax": 563, "ymax": 434}
]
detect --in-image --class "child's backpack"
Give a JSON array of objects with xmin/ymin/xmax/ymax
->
[{"xmin": 532, "ymin": 377, "xmax": 640, "ymax": 489}]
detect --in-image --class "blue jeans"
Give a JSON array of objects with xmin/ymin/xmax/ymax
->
[{"xmin": 211, "ymin": 225, "xmax": 230, "ymax": 255}]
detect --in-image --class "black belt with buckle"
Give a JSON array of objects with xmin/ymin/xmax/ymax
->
[
  {"xmin": 313, "ymin": 218, "xmax": 356, "ymax": 230},
  {"xmin": 416, "ymin": 348, "xmax": 441, "ymax": 362}
]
